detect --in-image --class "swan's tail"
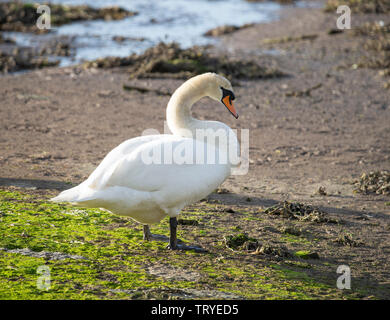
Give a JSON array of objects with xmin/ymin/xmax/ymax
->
[
  {"xmin": 50, "ymin": 183, "xmax": 96, "ymax": 204},
  {"xmin": 50, "ymin": 186, "xmax": 80, "ymax": 203}
]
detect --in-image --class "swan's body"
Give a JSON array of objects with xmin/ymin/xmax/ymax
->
[
  {"xmin": 51, "ymin": 73, "xmax": 239, "ymax": 250},
  {"xmin": 53, "ymin": 134, "xmax": 231, "ymax": 224}
]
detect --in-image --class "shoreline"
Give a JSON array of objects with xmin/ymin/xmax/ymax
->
[{"xmin": 0, "ymin": 0, "xmax": 290, "ymax": 73}]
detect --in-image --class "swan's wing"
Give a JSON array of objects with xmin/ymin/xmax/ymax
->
[
  {"xmin": 86, "ymin": 134, "xmax": 172, "ymax": 189},
  {"xmin": 52, "ymin": 135, "xmax": 231, "ymax": 211},
  {"xmin": 102, "ymin": 137, "xmax": 231, "ymax": 205}
]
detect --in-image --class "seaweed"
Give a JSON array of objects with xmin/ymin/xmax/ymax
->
[
  {"xmin": 325, "ymin": 0, "xmax": 390, "ymax": 14},
  {"xmin": 0, "ymin": 50, "xmax": 59, "ymax": 73},
  {"xmin": 285, "ymin": 83, "xmax": 322, "ymax": 97},
  {"xmin": 86, "ymin": 42, "xmax": 286, "ymax": 81},
  {"xmin": 262, "ymin": 34, "xmax": 318, "ymax": 44},
  {"xmin": 251, "ymin": 243, "xmax": 291, "ymax": 257},
  {"xmin": 0, "ymin": 2, "xmax": 137, "ymax": 33},
  {"xmin": 224, "ymin": 233, "xmax": 258, "ymax": 250},
  {"xmin": 122, "ymin": 84, "xmax": 171, "ymax": 96},
  {"xmin": 335, "ymin": 233, "xmax": 364, "ymax": 247},
  {"xmin": 204, "ymin": 24, "xmax": 254, "ymax": 37},
  {"xmin": 350, "ymin": 22, "xmax": 390, "ymax": 87},
  {"xmin": 264, "ymin": 201, "xmax": 338, "ymax": 223},
  {"xmin": 354, "ymin": 170, "xmax": 390, "ymax": 195}
]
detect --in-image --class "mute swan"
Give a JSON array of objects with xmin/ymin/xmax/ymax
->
[{"xmin": 51, "ymin": 72, "xmax": 239, "ymax": 250}]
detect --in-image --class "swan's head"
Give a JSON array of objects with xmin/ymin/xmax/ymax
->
[{"xmin": 202, "ymin": 73, "xmax": 238, "ymax": 119}]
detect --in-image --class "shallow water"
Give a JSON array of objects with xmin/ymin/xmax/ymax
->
[{"xmin": 3, "ymin": 0, "xmax": 312, "ymax": 66}]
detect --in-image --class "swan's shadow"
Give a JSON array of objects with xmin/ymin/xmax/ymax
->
[
  {"xmin": 0, "ymin": 177, "xmax": 73, "ymax": 191},
  {"xmin": 146, "ymin": 233, "xmax": 207, "ymax": 253},
  {"xmin": 1, "ymin": 177, "xmax": 388, "ymax": 220},
  {"xmin": 207, "ymin": 192, "xmax": 390, "ymax": 220}
]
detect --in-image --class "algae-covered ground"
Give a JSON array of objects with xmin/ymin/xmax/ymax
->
[{"xmin": 1, "ymin": 188, "xmax": 388, "ymax": 300}]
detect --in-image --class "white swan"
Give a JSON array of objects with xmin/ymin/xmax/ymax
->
[{"xmin": 51, "ymin": 72, "xmax": 239, "ymax": 250}]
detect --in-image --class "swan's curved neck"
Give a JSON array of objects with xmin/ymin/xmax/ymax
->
[{"xmin": 166, "ymin": 77, "xmax": 209, "ymax": 137}]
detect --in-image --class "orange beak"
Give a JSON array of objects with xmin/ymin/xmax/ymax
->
[{"xmin": 222, "ymin": 95, "xmax": 239, "ymax": 119}]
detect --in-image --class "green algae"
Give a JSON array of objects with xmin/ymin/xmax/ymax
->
[
  {"xmin": 294, "ymin": 250, "xmax": 320, "ymax": 260},
  {"xmin": 0, "ymin": 189, "xmax": 380, "ymax": 300},
  {"xmin": 281, "ymin": 234, "xmax": 311, "ymax": 245}
]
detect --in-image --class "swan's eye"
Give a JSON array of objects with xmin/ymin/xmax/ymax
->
[{"xmin": 221, "ymin": 87, "xmax": 235, "ymax": 101}]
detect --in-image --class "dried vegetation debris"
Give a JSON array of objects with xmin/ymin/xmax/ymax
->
[
  {"xmin": 204, "ymin": 24, "xmax": 254, "ymax": 37},
  {"xmin": 224, "ymin": 233, "xmax": 290, "ymax": 257},
  {"xmin": 353, "ymin": 22, "xmax": 390, "ymax": 77},
  {"xmin": 215, "ymin": 188, "xmax": 231, "ymax": 194},
  {"xmin": 0, "ymin": 1, "xmax": 134, "ymax": 73},
  {"xmin": 264, "ymin": 201, "xmax": 339, "ymax": 223},
  {"xmin": 285, "ymin": 83, "xmax": 322, "ymax": 97},
  {"xmin": 316, "ymin": 186, "xmax": 327, "ymax": 196},
  {"xmin": 324, "ymin": 1, "xmax": 390, "ymax": 88},
  {"xmin": 246, "ymin": 0, "xmax": 296, "ymax": 4},
  {"xmin": 352, "ymin": 21, "xmax": 390, "ymax": 37},
  {"xmin": 84, "ymin": 42, "xmax": 287, "ymax": 80},
  {"xmin": 0, "ymin": 2, "xmax": 137, "ymax": 33},
  {"xmin": 0, "ymin": 50, "xmax": 59, "ymax": 73},
  {"xmin": 337, "ymin": 20, "xmax": 390, "ymax": 88},
  {"xmin": 325, "ymin": 0, "xmax": 390, "ymax": 14},
  {"xmin": 354, "ymin": 170, "xmax": 390, "ymax": 195},
  {"xmin": 224, "ymin": 233, "xmax": 258, "ymax": 250},
  {"xmin": 262, "ymin": 34, "xmax": 318, "ymax": 45},
  {"xmin": 334, "ymin": 233, "xmax": 364, "ymax": 247},
  {"xmin": 251, "ymin": 243, "xmax": 291, "ymax": 257},
  {"xmin": 122, "ymin": 84, "xmax": 171, "ymax": 96},
  {"xmin": 0, "ymin": 37, "xmax": 73, "ymax": 73},
  {"xmin": 280, "ymin": 225, "xmax": 302, "ymax": 236}
]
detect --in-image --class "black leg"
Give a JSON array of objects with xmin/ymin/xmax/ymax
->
[
  {"xmin": 144, "ymin": 217, "xmax": 205, "ymax": 252},
  {"xmin": 142, "ymin": 224, "xmax": 172, "ymax": 242},
  {"xmin": 167, "ymin": 217, "xmax": 178, "ymax": 250},
  {"xmin": 143, "ymin": 225, "xmax": 151, "ymax": 241}
]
